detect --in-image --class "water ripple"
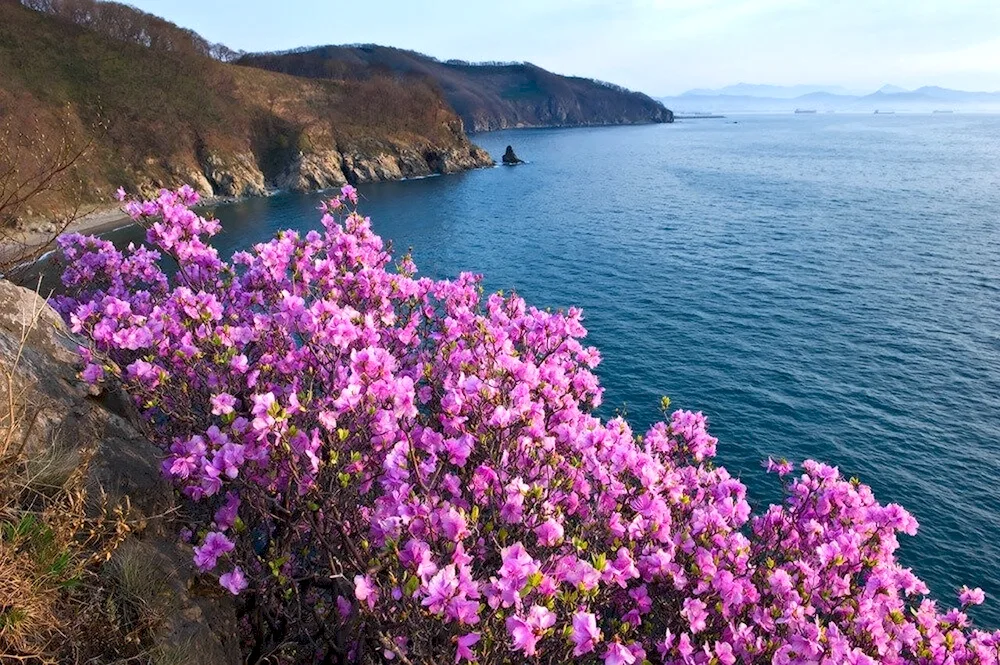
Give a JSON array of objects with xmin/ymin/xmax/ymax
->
[{"xmin": 31, "ymin": 114, "xmax": 1000, "ymax": 625}]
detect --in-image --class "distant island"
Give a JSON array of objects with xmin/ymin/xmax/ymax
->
[
  {"xmin": 0, "ymin": 0, "xmax": 672, "ymax": 224},
  {"xmin": 660, "ymin": 83, "xmax": 1000, "ymax": 114}
]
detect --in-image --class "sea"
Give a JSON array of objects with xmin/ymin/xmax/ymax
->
[{"xmin": 29, "ymin": 113, "xmax": 1000, "ymax": 625}]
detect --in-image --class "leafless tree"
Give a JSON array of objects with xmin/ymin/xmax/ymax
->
[
  {"xmin": 20, "ymin": 0, "xmax": 218, "ymax": 58},
  {"xmin": 0, "ymin": 108, "xmax": 95, "ymax": 277}
]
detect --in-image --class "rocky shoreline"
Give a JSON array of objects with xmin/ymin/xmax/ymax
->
[
  {"xmin": 3, "ymin": 142, "xmax": 495, "ymax": 269},
  {"xmin": 188, "ymin": 140, "xmax": 494, "ymax": 200}
]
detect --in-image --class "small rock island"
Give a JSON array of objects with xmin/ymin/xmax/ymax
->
[{"xmin": 502, "ymin": 145, "xmax": 525, "ymax": 165}]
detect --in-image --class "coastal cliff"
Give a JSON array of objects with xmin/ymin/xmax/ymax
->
[
  {"xmin": 0, "ymin": 1, "xmax": 493, "ymax": 220},
  {"xmin": 239, "ymin": 45, "xmax": 674, "ymax": 132}
]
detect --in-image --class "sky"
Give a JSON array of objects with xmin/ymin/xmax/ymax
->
[{"xmin": 126, "ymin": 0, "xmax": 1000, "ymax": 96}]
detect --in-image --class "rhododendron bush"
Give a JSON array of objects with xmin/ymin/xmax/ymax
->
[{"xmin": 55, "ymin": 186, "xmax": 1000, "ymax": 664}]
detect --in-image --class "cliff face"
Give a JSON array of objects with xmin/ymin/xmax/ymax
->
[
  {"xmin": 0, "ymin": 2, "xmax": 493, "ymax": 219},
  {"xmin": 238, "ymin": 46, "xmax": 674, "ymax": 133}
]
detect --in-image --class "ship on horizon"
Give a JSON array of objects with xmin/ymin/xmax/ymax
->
[{"xmin": 794, "ymin": 108, "xmax": 817, "ymax": 114}]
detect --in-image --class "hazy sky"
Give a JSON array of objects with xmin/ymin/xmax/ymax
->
[{"xmin": 127, "ymin": 0, "xmax": 1000, "ymax": 96}]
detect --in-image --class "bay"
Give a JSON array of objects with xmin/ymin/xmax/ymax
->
[{"xmin": 35, "ymin": 113, "xmax": 1000, "ymax": 624}]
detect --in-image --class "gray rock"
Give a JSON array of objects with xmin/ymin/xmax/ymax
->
[
  {"xmin": 200, "ymin": 151, "xmax": 267, "ymax": 198},
  {"xmin": 340, "ymin": 139, "xmax": 494, "ymax": 184},
  {"xmin": 0, "ymin": 279, "xmax": 240, "ymax": 665},
  {"xmin": 276, "ymin": 150, "xmax": 348, "ymax": 192}
]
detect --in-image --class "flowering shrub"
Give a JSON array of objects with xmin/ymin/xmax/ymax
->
[{"xmin": 56, "ymin": 186, "xmax": 1000, "ymax": 664}]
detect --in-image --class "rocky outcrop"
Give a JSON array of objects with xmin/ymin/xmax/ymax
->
[
  {"xmin": 340, "ymin": 141, "xmax": 494, "ymax": 184},
  {"xmin": 341, "ymin": 150, "xmax": 407, "ymax": 183},
  {"xmin": 275, "ymin": 150, "xmax": 348, "ymax": 192},
  {"xmin": 152, "ymin": 141, "xmax": 492, "ymax": 199},
  {"xmin": 176, "ymin": 167, "xmax": 217, "ymax": 198},
  {"xmin": 134, "ymin": 140, "xmax": 492, "ymax": 199},
  {"xmin": 435, "ymin": 144, "xmax": 495, "ymax": 173},
  {"xmin": 200, "ymin": 151, "xmax": 268, "ymax": 198},
  {"xmin": 0, "ymin": 280, "xmax": 240, "ymax": 665},
  {"xmin": 502, "ymin": 145, "xmax": 524, "ymax": 165}
]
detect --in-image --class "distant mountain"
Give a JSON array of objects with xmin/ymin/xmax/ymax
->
[
  {"xmin": 912, "ymin": 86, "xmax": 1000, "ymax": 103},
  {"xmin": 680, "ymin": 83, "xmax": 863, "ymax": 98},
  {"xmin": 662, "ymin": 84, "xmax": 1000, "ymax": 114},
  {"xmin": 876, "ymin": 84, "xmax": 910, "ymax": 95},
  {"xmin": 238, "ymin": 45, "xmax": 673, "ymax": 132}
]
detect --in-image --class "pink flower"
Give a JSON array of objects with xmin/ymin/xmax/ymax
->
[
  {"xmin": 444, "ymin": 434, "xmax": 474, "ymax": 466},
  {"xmin": 603, "ymin": 641, "xmax": 637, "ymax": 665},
  {"xmin": 192, "ymin": 531, "xmax": 234, "ymax": 571},
  {"xmin": 455, "ymin": 633, "xmax": 480, "ymax": 663},
  {"xmin": 506, "ymin": 605, "xmax": 555, "ymax": 656},
  {"xmin": 498, "ymin": 542, "xmax": 537, "ymax": 586},
  {"xmin": 336, "ymin": 595, "xmax": 353, "ymax": 619},
  {"xmin": 763, "ymin": 456, "xmax": 794, "ymax": 476},
  {"xmin": 506, "ymin": 615, "xmax": 538, "ymax": 655},
  {"xmin": 219, "ymin": 567, "xmax": 247, "ymax": 594},
  {"xmin": 534, "ymin": 518, "xmax": 564, "ymax": 546},
  {"xmin": 448, "ymin": 597, "xmax": 480, "ymax": 625},
  {"xmin": 81, "ymin": 362, "xmax": 104, "ymax": 383},
  {"xmin": 959, "ymin": 586, "xmax": 985, "ymax": 606},
  {"xmin": 211, "ymin": 392, "xmax": 237, "ymax": 415},
  {"xmin": 213, "ymin": 492, "xmax": 240, "ymax": 530},
  {"xmin": 571, "ymin": 611, "xmax": 602, "ymax": 655},
  {"xmin": 681, "ymin": 598, "xmax": 708, "ymax": 634},
  {"xmin": 177, "ymin": 184, "xmax": 199, "ymax": 205},
  {"xmin": 422, "ymin": 565, "xmax": 458, "ymax": 614},
  {"xmin": 212, "ymin": 440, "xmax": 245, "ymax": 479},
  {"xmin": 230, "ymin": 354, "xmax": 249, "ymax": 374},
  {"xmin": 341, "ymin": 184, "xmax": 358, "ymax": 205},
  {"xmin": 126, "ymin": 359, "xmax": 162, "ymax": 388},
  {"xmin": 714, "ymin": 641, "xmax": 736, "ymax": 665},
  {"xmin": 354, "ymin": 574, "xmax": 377, "ymax": 611},
  {"xmin": 439, "ymin": 509, "xmax": 468, "ymax": 540},
  {"xmin": 565, "ymin": 557, "xmax": 601, "ymax": 590},
  {"xmin": 318, "ymin": 410, "xmax": 338, "ymax": 431},
  {"xmin": 528, "ymin": 605, "xmax": 555, "ymax": 631}
]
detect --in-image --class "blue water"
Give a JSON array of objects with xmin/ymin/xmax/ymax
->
[{"xmin": 37, "ymin": 114, "xmax": 1000, "ymax": 624}]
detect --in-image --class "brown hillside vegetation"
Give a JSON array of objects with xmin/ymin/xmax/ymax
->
[
  {"xmin": 239, "ymin": 44, "xmax": 674, "ymax": 132},
  {"xmin": 20, "ymin": 0, "xmax": 238, "ymax": 60},
  {"xmin": 0, "ymin": 0, "xmax": 492, "ymax": 221}
]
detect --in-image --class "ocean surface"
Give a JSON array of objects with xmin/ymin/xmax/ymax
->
[{"xmin": 33, "ymin": 114, "xmax": 1000, "ymax": 624}]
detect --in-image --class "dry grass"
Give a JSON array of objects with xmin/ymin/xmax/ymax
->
[
  {"xmin": 0, "ymin": 536, "xmax": 59, "ymax": 657},
  {"xmin": 104, "ymin": 540, "xmax": 170, "ymax": 640},
  {"xmin": 0, "ymin": 289, "xmax": 138, "ymax": 663}
]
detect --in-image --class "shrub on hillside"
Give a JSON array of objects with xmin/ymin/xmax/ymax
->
[{"xmin": 57, "ymin": 186, "xmax": 1000, "ymax": 664}]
